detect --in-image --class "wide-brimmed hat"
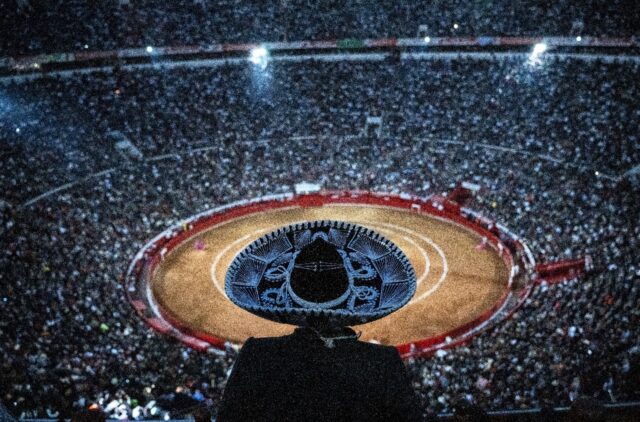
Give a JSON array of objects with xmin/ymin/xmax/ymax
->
[{"xmin": 225, "ymin": 221, "xmax": 416, "ymax": 327}]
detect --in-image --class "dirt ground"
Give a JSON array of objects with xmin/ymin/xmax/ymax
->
[{"xmin": 151, "ymin": 204, "xmax": 508, "ymax": 345}]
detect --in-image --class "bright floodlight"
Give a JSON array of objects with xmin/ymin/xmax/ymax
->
[
  {"xmin": 576, "ymin": 36, "xmax": 582, "ymax": 42},
  {"xmin": 146, "ymin": 46, "xmax": 154, "ymax": 53},
  {"xmin": 249, "ymin": 46, "xmax": 268, "ymax": 64},
  {"xmin": 424, "ymin": 36, "xmax": 431, "ymax": 43},
  {"xmin": 528, "ymin": 42, "xmax": 548, "ymax": 66},
  {"xmin": 532, "ymin": 43, "xmax": 547, "ymax": 55}
]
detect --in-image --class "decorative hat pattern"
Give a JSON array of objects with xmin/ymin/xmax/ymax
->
[{"xmin": 225, "ymin": 221, "xmax": 417, "ymax": 327}]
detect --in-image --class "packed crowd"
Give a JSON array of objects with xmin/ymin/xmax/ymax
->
[
  {"xmin": 2, "ymin": 0, "xmax": 639, "ymax": 56},
  {"xmin": 1, "ymin": 55, "xmax": 639, "ymax": 419},
  {"xmin": 2, "ymin": 57, "xmax": 639, "ymax": 204}
]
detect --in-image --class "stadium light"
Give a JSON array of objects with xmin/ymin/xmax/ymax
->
[
  {"xmin": 249, "ymin": 46, "xmax": 269, "ymax": 69},
  {"xmin": 532, "ymin": 43, "xmax": 547, "ymax": 55},
  {"xmin": 146, "ymin": 46, "xmax": 154, "ymax": 53},
  {"xmin": 528, "ymin": 42, "xmax": 548, "ymax": 66},
  {"xmin": 250, "ymin": 46, "xmax": 268, "ymax": 63}
]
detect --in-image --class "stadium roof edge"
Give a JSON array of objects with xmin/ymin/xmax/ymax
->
[{"xmin": 1, "ymin": 36, "xmax": 638, "ymax": 79}]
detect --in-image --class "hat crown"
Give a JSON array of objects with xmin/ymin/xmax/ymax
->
[{"xmin": 290, "ymin": 236, "xmax": 350, "ymax": 305}]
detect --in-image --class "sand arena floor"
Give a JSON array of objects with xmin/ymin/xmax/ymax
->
[{"xmin": 151, "ymin": 204, "xmax": 509, "ymax": 345}]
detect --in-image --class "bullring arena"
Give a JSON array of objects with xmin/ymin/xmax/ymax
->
[
  {"xmin": 5, "ymin": 1, "xmax": 640, "ymax": 416},
  {"xmin": 127, "ymin": 191, "xmax": 534, "ymax": 357}
]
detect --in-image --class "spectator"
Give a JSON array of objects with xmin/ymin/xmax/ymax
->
[{"xmin": 193, "ymin": 406, "xmax": 212, "ymax": 422}]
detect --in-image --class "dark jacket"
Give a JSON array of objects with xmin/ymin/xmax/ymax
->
[{"xmin": 217, "ymin": 327, "xmax": 422, "ymax": 422}]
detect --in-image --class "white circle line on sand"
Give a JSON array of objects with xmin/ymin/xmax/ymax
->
[
  {"xmin": 402, "ymin": 234, "xmax": 430, "ymax": 286},
  {"xmin": 364, "ymin": 224, "xmax": 430, "ymax": 285},
  {"xmin": 373, "ymin": 221, "xmax": 449, "ymax": 304},
  {"xmin": 210, "ymin": 230, "xmax": 266, "ymax": 297}
]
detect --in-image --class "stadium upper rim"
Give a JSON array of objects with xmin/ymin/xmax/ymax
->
[{"xmin": 2, "ymin": 36, "xmax": 639, "ymax": 80}]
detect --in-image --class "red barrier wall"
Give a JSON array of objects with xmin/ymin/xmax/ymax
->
[
  {"xmin": 535, "ymin": 258, "xmax": 586, "ymax": 283},
  {"xmin": 126, "ymin": 191, "xmax": 532, "ymax": 358}
]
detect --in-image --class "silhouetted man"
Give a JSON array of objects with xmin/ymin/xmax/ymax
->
[{"xmin": 219, "ymin": 221, "xmax": 422, "ymax": 421}]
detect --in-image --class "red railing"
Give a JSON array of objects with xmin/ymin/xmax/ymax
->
[
  {"xmin": 126, "ymin": 191, "xmax": 533, "ymax": 358},
  {"xmin": 535, "ymin": 258, "xmax": 587, "ymax": 283}
]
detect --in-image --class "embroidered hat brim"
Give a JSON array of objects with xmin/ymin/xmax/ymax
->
[{"xmin": 225, "ymin": 220, "xmax": 417, "ymax": 327}]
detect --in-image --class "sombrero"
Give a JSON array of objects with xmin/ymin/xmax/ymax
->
[{"xmin": 225, "ymin": 220, "xmax": 416, "ymax": 327}]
